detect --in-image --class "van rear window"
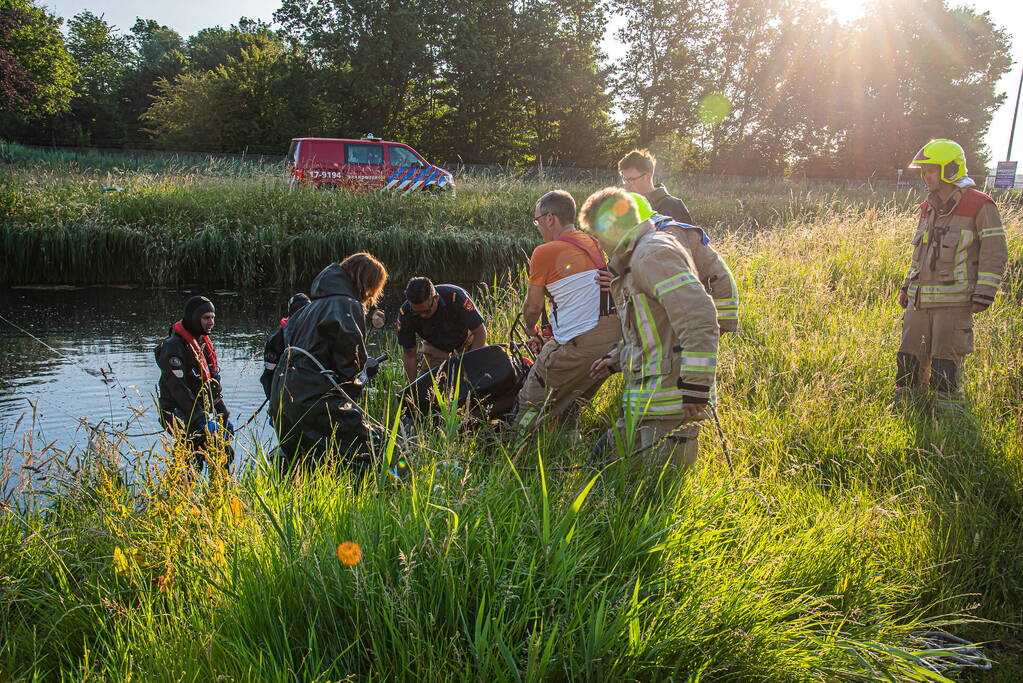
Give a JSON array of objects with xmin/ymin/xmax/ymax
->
[
  {"xmin": 345, "ymin": 144, "xmax": 384, "ymax": 165},
  {"xmin": 287, "ymin": 141, "xmax": 299, "ymax": 164}
]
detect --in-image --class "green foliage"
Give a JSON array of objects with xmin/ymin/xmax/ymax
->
[
  {"xmin": 65, "ymin": 11, "xmax": 131, "ymax": 146},
  {"xmin": 1, "ymin": 0, "xmax": 1013, "ymax": 177},
  {"xmin": 818, "ymin": 0, "xmax": 1013, "ymax": 176},
  {"xmin": 1, "ymin": 188, "xmax": 1021, "ymax": 679},
  {"xmin": 143, "ymin": 45, "xmax": 315, "ymax": 154},
  {"xmin": 0, "ymin": 144, "xmax": 947, "ymax": 288},
  {"xmin": 0, "ymin": 0, "xmax": 77, "ymax": 119}
]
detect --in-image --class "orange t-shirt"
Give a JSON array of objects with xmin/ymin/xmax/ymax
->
[
  {"xmin": 528, "ymin": 233, "xmax": 602, "ymax": 288},
  {"xmin": 528, "ymin": 234, "xmax": 604, "ymax": 343}
]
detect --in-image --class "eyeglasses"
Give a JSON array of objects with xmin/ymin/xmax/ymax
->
[
  {"xmin": 620, "ymin": 173, "xmax": 646, "ymax": 183},
  {"xmin": 533, "ymin": 212, "xmax": 551, "ymax": 224}
]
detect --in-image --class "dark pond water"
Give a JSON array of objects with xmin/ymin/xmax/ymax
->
[{"xmin": 0, "ymin": 287, "xmax": 395, "ymax": 472}]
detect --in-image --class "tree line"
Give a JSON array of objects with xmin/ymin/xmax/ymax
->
[{"xmin": 0, "ymin": 0, "xmax": 1012, "ymax": 177}]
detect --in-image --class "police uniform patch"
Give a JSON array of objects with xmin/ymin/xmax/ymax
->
[
  {"xmin": 463, "ymin": 298, "xmax": 475, "ymax": 312},
  {"xmin": 169, "ymin": 356, "xmax": 182, "ymax": 368}
]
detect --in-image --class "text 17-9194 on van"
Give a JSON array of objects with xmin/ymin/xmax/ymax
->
[{"xmin": 286, "ymin": 136, "xmax": 454, "ymax": 194}]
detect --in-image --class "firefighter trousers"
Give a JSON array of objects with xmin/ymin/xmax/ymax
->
[
  {"xmin": 598, "ymin": 417, "xmax": 701, "ymax": 471},
  {"xmin": 897, "ymin": 305, "xmax": 974, "ymax": 409},
  {"xmin": 513, "ymin": 315, "xmax": 621, "ymax": 433}
]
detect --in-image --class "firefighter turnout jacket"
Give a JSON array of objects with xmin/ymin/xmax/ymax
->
[
  {"xmin": 652, "ymin": 214, "xmax": 740, "ymax": 332},
  {"xmin": 901, "ymin": 188, "xmax": 1007, "ymax": 309},
  {"xmin": 605, "ymin": 220, "xmax": 720, "ymax": 416}
]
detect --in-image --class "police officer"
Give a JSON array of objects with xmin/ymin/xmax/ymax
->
[
  {"xmin": 583, "ymin": 188, "xmax": 720, "ymax": 470},
  {"xmin": 897, "ymin": 139, "xmax": 1008, "ymax": 412},
  {"xmin": 398, "ymin": 277, "xmax": 488, "ymax": 382},
  {"xmin": 268, "ymin": 253, "xmax": 389, "ymax": 476},
  {"xmin": 261, "ymin": 293, "xmax": 310, "ymax": 399},
  {"xmin": 618, "ymin": 148, "xmax": 693, "ymax": 224},
  {"xmin": 155, "ymin": 295, "xmax": 234, "ymax": 471}
]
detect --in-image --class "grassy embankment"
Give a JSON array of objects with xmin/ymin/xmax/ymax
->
[
  {"xmin": 0, "ymin": 142, "xmax": 945, "ymax": 288},
  {"xmin": 1, "ymin": 164, "xmax": 1021, "ymax": 680}
]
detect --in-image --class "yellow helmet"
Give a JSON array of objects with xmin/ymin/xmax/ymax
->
[
  {"xmin": 628, "ymin": 192, "xmax": 654, "ymax": 221},
  {"xmin": 908, "ymin": 139, "xmax": 970, "ymax": 186}
]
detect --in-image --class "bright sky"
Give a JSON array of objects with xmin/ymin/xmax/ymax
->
[{"xmin": 43, "ymin": 0, "xmax": 1023, "ymax": 165}]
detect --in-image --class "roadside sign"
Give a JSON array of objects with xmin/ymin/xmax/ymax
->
[{"xmin": 994, "ymin": 161, "xmax": 1017, "ymax": 189}]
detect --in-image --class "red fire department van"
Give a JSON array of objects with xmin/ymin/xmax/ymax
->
[{"xmin": 286, "ymin": 135, "xmax": 454, "ymax": 193}]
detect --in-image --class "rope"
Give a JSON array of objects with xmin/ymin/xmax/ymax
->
[
  {"xmin": 908, "ymin": 630, "xmax": 991, "ymax": 672},
  {"xmin": 711, "ymin": 405, "xmax": 734, "ymax": 475}
]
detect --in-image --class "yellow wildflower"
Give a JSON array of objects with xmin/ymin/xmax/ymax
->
[
  {"xmin": 229, "ymin": 496, "xmax": 244, "ymax": 524},
  {"xmin": 113, "ymin": 546, "xmax": 130, "ymax": 575}
]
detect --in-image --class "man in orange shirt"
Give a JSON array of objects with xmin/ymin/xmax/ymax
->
[{"xmin": 513, "ymin": 190, "xmax": 622, "ymax": 436}]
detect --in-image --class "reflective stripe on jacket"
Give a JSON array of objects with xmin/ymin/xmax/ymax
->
[
  {"xmin": 652, "ymin": 214, "xmax": 740, "ymax": 332},
  {"xmin": 901, "ymin": 188, "xmax": 1007, "ymax": 309},
  {"xmin": 606, "ymin": 220, "xmax": 720, "ymax": 415}
]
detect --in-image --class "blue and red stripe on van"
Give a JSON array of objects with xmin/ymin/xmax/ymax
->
[{"xmin": 382, "ymin": 166, "xmax": 453, "ymax": 193}]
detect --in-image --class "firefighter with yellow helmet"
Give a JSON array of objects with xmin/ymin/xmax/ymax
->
[
  {"xmin": 583, "ymin": 188, "xmax": 720, "ymax": 469},
  {"xmin": 897, "ymin": 139, "xmax": 1008, "ymax": 411}
]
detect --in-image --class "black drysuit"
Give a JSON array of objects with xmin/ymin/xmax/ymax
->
[
  {"xmin": 268, "ymin": 264, "xmax": 377, "ymax": 474},
  {"xmin": 155, "ymin": 318, "xmax": 232, "ymax": 470}
]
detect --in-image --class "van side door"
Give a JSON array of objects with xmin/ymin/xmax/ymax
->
[{"xmin": 343, "ymin": 142, "xmax": 387, "ymax": 190}]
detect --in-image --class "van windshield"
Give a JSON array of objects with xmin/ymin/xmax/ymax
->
[{"xmin": 286, "ymin": 140, "xmax": 299, "ymax": 164}]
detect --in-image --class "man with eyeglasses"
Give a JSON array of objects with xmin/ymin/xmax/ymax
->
[
  {"xmin": 398, "ymin": 276, "xmax": 488, "ymax": 382},
  {"xmin": 512, "ymin": 190, "xmax": 622, "ymax": 437},
  {"xmin": 619, "ymin": 148, "xmax": 692, "ymax": 224}
]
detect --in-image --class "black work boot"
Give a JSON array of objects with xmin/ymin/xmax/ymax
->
[
  {"xmin": 892, "ymin": 352, "xmax": 922, "ymax": 410},
  {"xmin": 930, "ymin": 358, "xmax": 964, "ymax": 415}
]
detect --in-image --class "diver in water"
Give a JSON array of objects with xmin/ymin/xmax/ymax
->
[{"xmin": 155, "ymin": 295, "xmax": 234, "ymax": 471}]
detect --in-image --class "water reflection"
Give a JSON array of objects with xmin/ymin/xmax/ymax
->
[{"xmin": 0, "ymin": 286, "xmax": 396, "ymax": 470}]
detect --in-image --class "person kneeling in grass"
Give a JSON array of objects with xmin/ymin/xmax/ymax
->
[{"xmin": 512, "ymin": 190, "xmax": 622, "ymax": 438}]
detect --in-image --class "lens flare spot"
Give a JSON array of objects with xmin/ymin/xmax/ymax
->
[
  {"xmin": 612, "ymin": 199, "xmax": 629, "ymax": 216},
  {"xmin": 337, "ymin": 541, "xmax": 363, "ymax": 566},
  {"xmin": 698, "ymin": 92, "xmax": 730, "ymax": 127}
]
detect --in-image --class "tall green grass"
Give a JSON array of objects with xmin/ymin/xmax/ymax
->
[
  {"xmin": 8, "ymin": 142, "xmax": 1012, "ymax": 288},
  {"xmin": 2, "ymin": 199, "xmax": 1021, "ymax": 680}
]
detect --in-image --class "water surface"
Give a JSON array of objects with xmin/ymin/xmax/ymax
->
[{"xmin": 0, "ymin": 286, "xmax": 394, "ymax": 471}]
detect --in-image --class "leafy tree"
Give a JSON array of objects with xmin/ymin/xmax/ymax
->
[
  {"xmin": 65, "ymin": 11, "xmax": 130, "ymax": 145},
  {"xmin": 185, "ymin": 19, "xmax": 282, "ymax": 73},
  {"xmin": 825, "ymin": 0, "xmax": 1011, "ymax": 177},
  {"xmin": 274, "ymin": 0, "xmax": 444, "ymax": 143},
  {"xmin": 613, "ymin": 0, "xmax": 716, "ymax": 152},
  {"xmin": 517, "ymin": 0, "xmax": 616, "ymax": 167},
  {"xmin": 432, "ymin": 0, "xmax": 532, "ymax": 164},
  {"xmin": 143, "ymin": 45, "xmax": 317, "ymax": 153},
  {"xmin": 119, "ymin": 18, "xmax": 185, "ymax": 144},
  {"xmin": 0, "ymin": 0, "xmax": 76, "ymax": 120},
  {"xmin": 701, "ymin": 0, "xmax": 842, "ymax": 175}
]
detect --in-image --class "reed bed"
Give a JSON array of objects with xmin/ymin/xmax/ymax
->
[
  {"xmin": 1, "ymin": 196, "xmax": 1021, "ymax": 680},
  {"xmin": 7, "ymin": 142, "xmax": 1007, "ymax": 288}
]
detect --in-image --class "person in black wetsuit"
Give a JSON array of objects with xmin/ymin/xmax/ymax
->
[
  {"xmin": 262, "ymin": 294, "xmax": 385, "ymax": 398},
  {"xmin": 155, "ymin": 295, "xmax": 234, "ymax": 471},
  {"xmin": 261, "ymin": 293, "xmax": 310, "ymax": 399},
  {"xmin": 267, "ymin": 253, "xmax": 388, "ymax": 477}
]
